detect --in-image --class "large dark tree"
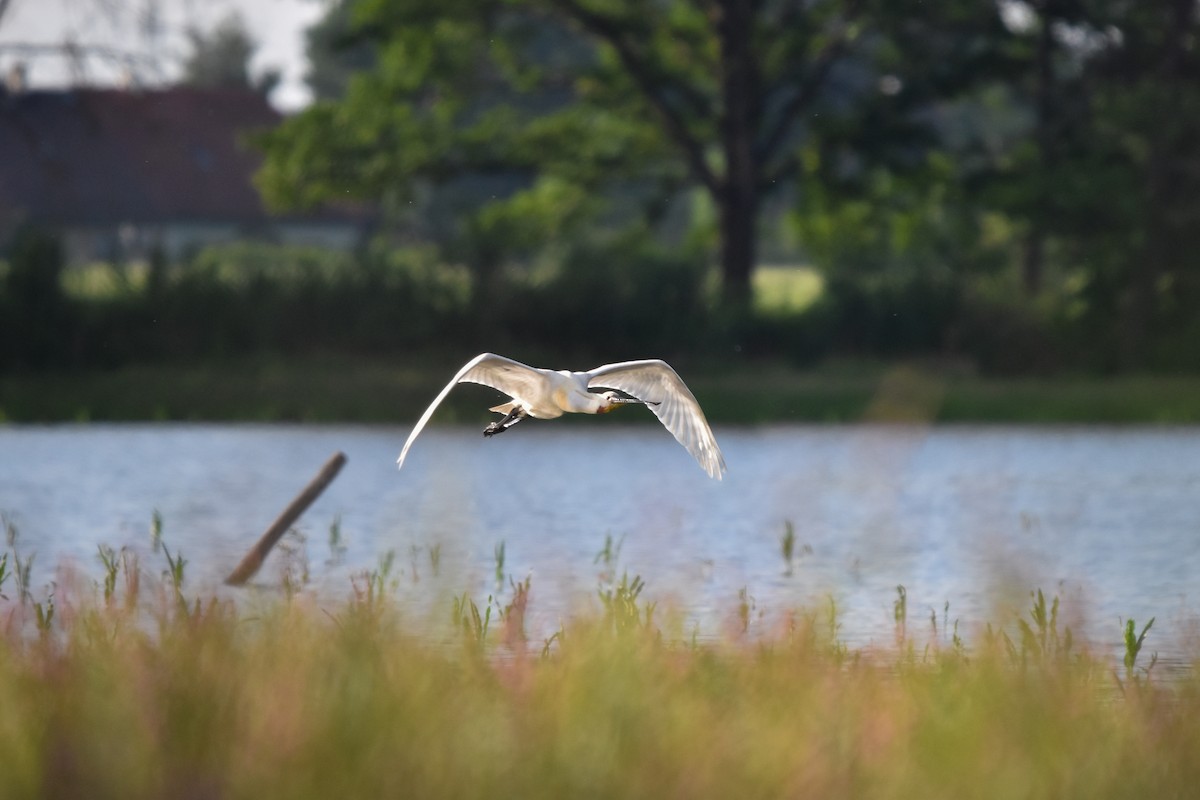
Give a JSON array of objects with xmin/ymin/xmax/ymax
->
[
  {"xmin": 540, "ymin": 0, "xmax": 878, "ymax": 303},
  {"xmin": 1083, "ymin": 0, "xmax": 1200, "ymax": 367},
  {"xmin": 258, "ymin": 0, "xmax": 894, "ymax": 306},
  {"xmin": 990, "ymin": 0, "xmax": 1200, "ymax": 366}
]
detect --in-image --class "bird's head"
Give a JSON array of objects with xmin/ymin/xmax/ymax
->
[{"xmin": 597, "ymin": 391, "xmax": 624, "ymax": 413}]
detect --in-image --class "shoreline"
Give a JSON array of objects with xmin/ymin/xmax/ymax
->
[{"xmin": 3, "ymin": 357, "xmax": 1199, "ymax": 424}]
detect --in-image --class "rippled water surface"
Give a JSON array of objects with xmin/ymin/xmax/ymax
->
[{"xmin": 2, "ymin": 423, "xmax": 1198, "ymax": 661}]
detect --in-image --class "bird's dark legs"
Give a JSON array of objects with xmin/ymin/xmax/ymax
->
[{"xmin": 484, "ymin": 407, "xmax": 527, "ymax": 437}]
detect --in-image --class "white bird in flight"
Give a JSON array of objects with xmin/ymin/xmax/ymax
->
[{"xmin": 397, "ymin": 353, "xmax": 726, "ymax": 479}]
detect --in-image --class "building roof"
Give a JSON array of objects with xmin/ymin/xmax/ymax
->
[{"xmin": 0, "ymin": 86, "xmax": 351, "ymax": 229}]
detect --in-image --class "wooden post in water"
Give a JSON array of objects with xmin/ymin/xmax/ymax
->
[{"xmin": 225, "ymin": 451, "xmax": 347, "ymax": 586}]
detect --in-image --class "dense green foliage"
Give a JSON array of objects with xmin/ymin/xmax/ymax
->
[
  {"xmin": 0, "ymin": 229, "xmax": 1191, "ymax": 384},
  {"xmin": 253, "ymin": 0, "xmax": 1200, "ymax": 371},
  {"xmin": 5, "ymin": 4, "xmax": 1200, "ymax": 378},
  {"xmin": 0, "ymin": 236, "xmax": 737, "ymax": 371}
]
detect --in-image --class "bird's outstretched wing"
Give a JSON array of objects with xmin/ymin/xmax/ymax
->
[
  {"xmin": 587, "ymin": 360, "xmax": 727, "ymax": 479},
  {"xmin": 397, "ymin": 353, "xmax": 544, "ymax": 470}
]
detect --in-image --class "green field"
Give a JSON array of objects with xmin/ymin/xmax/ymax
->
[
  {"xmin": 0, "ymin": 541, "xmax": 1193, "ymax": 799},
  {"xmin": 3, "ymin": 260, "xmax": 1198, "ymax": 424},
  {"xmin": 3, "ymin": 356, "xmax": 1200, "ymax": 424}
]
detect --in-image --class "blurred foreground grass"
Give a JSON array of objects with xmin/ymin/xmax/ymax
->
[
  {"xmin": 1, "ymin": 540, "xmax": 1197, "ymax": 798},
  {"xmin": 3, "ymin": 355, "xmax": 1200, "ymax": 424}
]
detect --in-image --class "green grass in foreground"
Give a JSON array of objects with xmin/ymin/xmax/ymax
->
[
  {"xmin": 3, "ymin": 356, "xmax": 1200, "ymax": 423},
  {"xmin": 0, "ymin": 535, "xmax": 1197, "ymax": 799}
]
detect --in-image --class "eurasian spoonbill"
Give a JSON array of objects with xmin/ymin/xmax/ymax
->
[{"xmin": 396, "ymin": 353, "xmax": 726, "ymax": 479}]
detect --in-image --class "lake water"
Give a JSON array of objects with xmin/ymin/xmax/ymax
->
[{"xmin": 1, "ymin": 422, "xmax": 1198, "ymax": 665}]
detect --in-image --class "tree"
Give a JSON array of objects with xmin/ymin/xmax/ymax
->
[
  {"xmin": 995, "ymin": 0, "xmax": 1096, "ymax": 297},
  {"xmin": 304, "ymin": 0, "xmax": 377, "ymax": 100},
  {"xmin": 1076, "ymin": 0, "xmax": 1200, "ymax": 368},
  {"xmin": 532, "ymin": 0, "xmax": 874, "ymax": 304},
  {"xmin": 1, "ymin": 227, "xmax": 71, "ymax": 368},
  {"xmin": 965, "ymin": 1, "xmax": 1200, "ymax": 367},
  {"xmin": 259, "ymin": 0, "xmax": 908, "ymax": 306},
  {"xmin": 182, "ymin": 12, "xmax": 280, "ymax": 95}
]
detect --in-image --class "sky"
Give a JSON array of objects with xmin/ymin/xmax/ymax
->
[{"xmin": 0, "ymin": 0, "xmax": 324, "ymax": 110}]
